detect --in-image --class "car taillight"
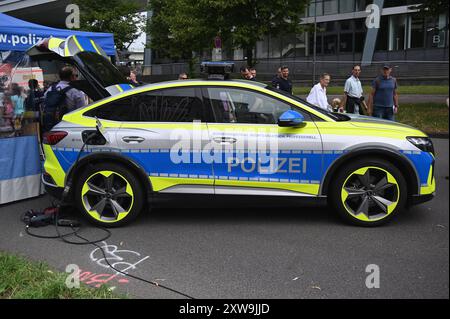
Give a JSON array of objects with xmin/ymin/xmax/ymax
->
[{"xmin": 43, "ymin": 131, "xmax": 68, "ymax": 145}]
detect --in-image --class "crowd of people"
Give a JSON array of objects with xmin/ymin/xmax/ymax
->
[
  {"xmin": 237, "ymin": 63, "xmax": 400, "ymax": 121},
  {"xmin": 0, "ymin": 64, "xmax": 146, "ymax": 138},
  {"xmin": 0, "ymin": 66, "xmax": 90, "ymax": 137},
  {"xmin": 0, "ymin": 62, "xmax": 400, "ymax": 139}
]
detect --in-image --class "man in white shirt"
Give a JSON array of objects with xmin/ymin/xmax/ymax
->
[
  {"xmin": 340, "ymin": 65, "xmax": 366, "ymax": 114},
  {"xmin": 307, "ymin": 73, "xmax": 331, "ymax": 111}
]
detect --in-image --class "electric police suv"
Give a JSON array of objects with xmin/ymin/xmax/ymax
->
[{"xmin": 42, "ymin": 63, "xmax": 435, "ymax": 227}]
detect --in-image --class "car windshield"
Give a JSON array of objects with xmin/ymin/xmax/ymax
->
[
  {"xmin": 265, "ymin": 85, "xmax": 350, "ymax": 121},
  {"xmin": 74, "ymin": 51, "xmax": 129, "ymax": 88}
]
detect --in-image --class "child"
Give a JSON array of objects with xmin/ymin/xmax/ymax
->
[{"xmin": 10, "ymin": 84, "xmax": 25, "ymax": 134}]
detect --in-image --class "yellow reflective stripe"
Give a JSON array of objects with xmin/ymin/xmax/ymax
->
[
  {"xmin": 420, "ymin": 165, "xmax": 436, "ymax": 195},
  {"xmin": 115, "ymin": 85, "xmax": 124, "ymax": 92},
  {"xmin": 90, "ymin": 39, "xmax": 101, "ymax": 55},
  {"xmin": 149, "ymin": 176, "xmax": 319, "ymax": 195},
  {"xmin": 150, "ymin": 177, "xmax": 213, "ymax": 192},
  {"xmin": 64, "ymin": 45, "xmax": 70, "ymax": 57},
  {"xmin": 48, "ymin": 38, "xmax": 64, "ymax": 50},
  {"xmin": 43, "ymin": 145, "xmax": 66, "ymax": 187},
  {"xmin": 216, "ymin": 180, "xmax": 320, "ymax": 195},
  {"xmin": 72, "ymin": 36, "xmax": 84, "ymax": 52}
]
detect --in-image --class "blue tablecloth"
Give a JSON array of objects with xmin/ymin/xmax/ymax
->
[{"xmin": 0, "ymin": 135, "xmax": 42, "ymax": 204}]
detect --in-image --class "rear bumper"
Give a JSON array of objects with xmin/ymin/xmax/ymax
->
[
  {"xmin": 42, "ymin": 173, "xmax": 65, "ymax": 200},
  {"xmin": 44, "ymin": 183, "xmax": 64, "ymax": 200}
]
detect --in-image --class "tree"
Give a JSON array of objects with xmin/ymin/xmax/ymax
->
[
  {"xmin": 148, "ymin": 0, "xmax": 309, "ymax": 67},
  {"xmin": 74, "ymin": 0, "xmax": 146, "ymax": 51},
  {"xmin": 409, "ymin": 0, "xmax": 449, "ymax": 18}
]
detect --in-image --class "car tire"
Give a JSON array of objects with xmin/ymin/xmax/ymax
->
[
  {"xmin": 329, "ymin": 158, "xmax": 407, "ymax": 227},
  {"xmin": 74, "ymin": 162, "xmax": 144, "ymax": 227}
]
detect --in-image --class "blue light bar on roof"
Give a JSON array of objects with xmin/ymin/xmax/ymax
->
[{"xmin": 200, "ymin": 61, "xmax": 234, "ymax": 80}]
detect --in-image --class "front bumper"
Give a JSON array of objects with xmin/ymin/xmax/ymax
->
[{"xmin": 409, "ymin": 193, "xmax": 435, "ymax": 206}]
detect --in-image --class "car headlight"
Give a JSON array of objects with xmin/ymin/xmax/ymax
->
[{"xmin": 406, "ymin": 137, "xmax": 435, "ymax": 155}]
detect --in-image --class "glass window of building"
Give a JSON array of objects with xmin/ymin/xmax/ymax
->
[
  {"xmin": 324, "ymin": 34, "xmax": 337, "ymax": 54},
  {"xmin": 326, "ymin": 21, "xmax": 337, "ymax": 32},
  {"xmin": 308, "ymin": 1, "xmax": 323, "ymax": 17},
  {"xmin": 384, "ymin": 0, "xmax": 407, "ymax": 7},
  {"xmin": 256, "ymin": 38, "xmax": 269, "ymax": 59},
  {"xmin": 339, "ymin": 33, "xmax": 353, "ymax": 52},
  {"xmin": 340, "ymin": 20, "xmax": 352, "ymax": 31},
  {"xmin": 355, "ymin": 32, "xmax": 366, "ymax": 52},
  {"xmin": 339, "ymin": 0, "xmax": 355, "ymax": 13},
  {"xmin": 323, "ymin": 0, "xmax": 338, "ymax": 15},
  {"xmin": 355, "ymin": 0, "xmax": 368, "ymax": 11},
  {"xmin": 269, "ymin": 37, "xmax": 282, "ymax": 58},
  {"xmin": 425, "ymin": 15, "xmax": 448, "ymax": 48},
  {"xmin": 376, "ymin": 16, "xmax": 389, "ymax": 51},
  {"xmin": 389, "ymin": 14, "xmax": 407, "ymax": 51},
  {"xmin": 409, "ymin": 15, "xmax": 425, "ymax": 48},
  {"xmin": 281, "ymin": 34, "xmax": 300, "ymax": 58},
  {"xmin": 309, "ymin": 32, "xmax": 323, "ymax": 55}
]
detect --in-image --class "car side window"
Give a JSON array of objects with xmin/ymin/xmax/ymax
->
[
  {"xmin": 85, "ymin": 87, "xmax": 205, "ymax": 122},
  {"xmin": 205, "ymin": 87, "xmax": 311, "ymax": 124}
]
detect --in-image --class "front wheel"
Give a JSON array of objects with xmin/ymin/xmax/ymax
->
[
  {"xmin": 74, "ymin": 163, "xmax": 144, "ymax": 227},
  {"xmin": 329, "ymin": 158, "xmax": 407, "ymax": 227}
]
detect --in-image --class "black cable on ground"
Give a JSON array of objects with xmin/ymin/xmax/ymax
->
[
  {"xmin": 23, "ymin": 201, "xmax": 195, "ymax": 299},
  {"xmin": 70, "ymin": 226, "xmax": 195, "ymax": 299},
  {"xmin": 25, "ymin": 128, "xmax": 196, "ymax": 299}
]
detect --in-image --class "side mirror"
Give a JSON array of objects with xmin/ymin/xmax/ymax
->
[{"xmin": 278, "ymin": 110, "xmax": 305, "ymax": 127}]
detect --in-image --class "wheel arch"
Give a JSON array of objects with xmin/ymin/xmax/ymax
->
[
  {"xmin": 66, "ymin": 152, "xmax": 152, "ymax": 199},
  {"xmin": 320, "ymin": 147, "xmax": 420, "ymax": 198}
]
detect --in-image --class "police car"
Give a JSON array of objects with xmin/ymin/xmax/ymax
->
[{"xmin": 42, "ymin": 62, "xmax": 435, "ymax": 227}]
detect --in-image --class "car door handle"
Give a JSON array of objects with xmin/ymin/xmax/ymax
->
[
  {"xmin": 122, "ymin": 136, "xmax": 145, "ymax": 144},
  {"xmin": 213, "ymin": 137, "xmax": 237, "ymax": 144}
]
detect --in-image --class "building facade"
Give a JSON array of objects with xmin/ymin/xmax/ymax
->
[{"xmin": 150, "ymin": 0, "xmax": 449, "ymax": 84}]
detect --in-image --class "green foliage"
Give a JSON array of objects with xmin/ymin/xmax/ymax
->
[
  {"xmin": 148, "ymin": 0, "xmax": 309, "ymax": 66},
  {"xmin": 0, "ymin": 252, "xmax": 122, "ymax": 299},
  {"xmin": 409, "ymin": 0, "xmax": 450, "ymax": 18},
  {"xmin": 74, "ymin": 0, "xmax": 146, "ymax": 50}
]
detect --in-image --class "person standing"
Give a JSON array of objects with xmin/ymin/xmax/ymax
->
[
  {"xmin": 129, "ymin": 70, "xmax": 143, "ymax": 86},
  {"xmin": 249, "ymin": 68, "xmax": 257, "ymax": 81},
  {"xmin": 43, "ymin": 66, "xmax": 87, "ymax": 132},
  {"xmin": 240, "ymin": 66, "xmax": 254, "ymax": 81},
  {"xmin": 272, "ymin": 66, "xmax": 292, "ymax": 94},
  {"xmin": 368, "ymin": 65, "xmax": 399, "ymax": 121},
  {"xmin": 307, "ymin": 73, "xmax": 332, "ymax": 111},
  {"xmin": 340, "ymin": 65, "xmax": 367, "ymax": 115},
  {"xmin": 178, "ymin": 72, "xmax": 188, "ymax": 80}
]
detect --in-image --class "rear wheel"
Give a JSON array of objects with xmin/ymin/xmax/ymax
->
[
  {"xmin": 329, "ymin": 158, "xmax": 407, "ymax": 226},
  {"xmin": 75, "ymin": 163, "xmax": 144, "ymax": 227}
]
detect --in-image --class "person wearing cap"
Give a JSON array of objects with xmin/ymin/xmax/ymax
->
[{"xmin": 368, "ymin": 65, "xmax": 399, "ymax": 121}]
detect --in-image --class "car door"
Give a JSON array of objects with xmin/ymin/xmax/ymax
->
[
  {"xmin": 111, "ymin": 86, "xmax": 214, "ymax": 194},
  {"xmin": 203, "ymin": 86, "xmax": 323, "ymax": 196}
]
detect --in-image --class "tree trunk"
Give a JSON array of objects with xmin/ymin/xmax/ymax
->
[{"xmin": 245, "ymin": 47, "xmax": 254, "ymax": 67}]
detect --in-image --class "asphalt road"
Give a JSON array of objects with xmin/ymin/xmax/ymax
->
[{"xmin": 0, "ymin": 139, "xmax": 448, "ymax": 299}]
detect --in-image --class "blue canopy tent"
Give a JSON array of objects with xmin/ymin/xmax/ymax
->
[
  {"xmin": 0, "ymin": 13, "xmax": 115, "ymax": 55},
  {"xmin": 0, "ymin": 13, "xmax": 116, "ymax": 204}
]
